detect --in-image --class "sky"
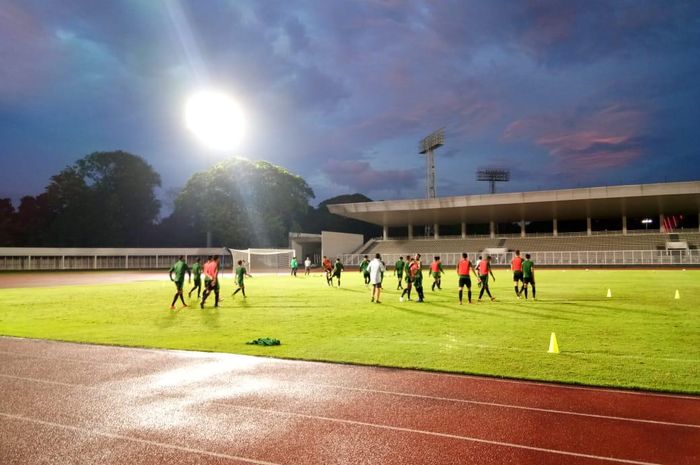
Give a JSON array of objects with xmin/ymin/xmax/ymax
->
[{"xmin": 1, "ymin": 0, "xmax": 699, "ymax": 213}]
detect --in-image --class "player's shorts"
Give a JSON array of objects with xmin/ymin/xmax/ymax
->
[
  {"xmin": 332, "ymin": 271, "xmax": 341, "ymax": 278},
  {"xmin": 174, "ymin": 279, "xmax": 184, "ymax": 291},
  {"xmin": 513, "ymin": 271, "xmax": 523, "ymax": 281},
  {"xmin": 205, "ymin": 279, "xmax": 219, "ymax": 291},
  {"xmin": 523, "ymin": 276, "xmax": 535, "ymax": 285},
  {"xmin": 432, "ymin": 272, "xmax": 441, "ymax": 279},
  {"xmin": 479, "ymin": 274, "xmax": 489, "ymax": 285},
  {"xmin": 396, "ymin": 272, "xmax": 403, "ymax": 279},
  {"xmin": 458, "ymin": 276, "xmax": 471, "ymax": 288},
  {"xmin": 373, "ymin": 282, "xmax": 382, "ymax": 289},
  {"xmin": 363, "ymin": 271, "xmax": 370, "ymax": 277},
  {"xmin": 193, "ymin": 276, "xmax": 201, "ymax": 285},
  {"xmin": 236, "ymin": 279, "xmax": 244, "ymax": 287}
]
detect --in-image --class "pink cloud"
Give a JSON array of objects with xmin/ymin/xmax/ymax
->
[
  {"xmin": 323, "ymin": 159, "xmax": 418, "ymax": 193},
  {"xmin": 503, "ymin": 104, "xmax": 648, "ymax": 171}
]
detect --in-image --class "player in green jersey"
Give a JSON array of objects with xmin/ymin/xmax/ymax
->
[
  {"xmin": 232, "ymin": 260, "xmax": 252, "ymax": 298},
  {"xmin": 188, "ymin": 258, "xmax": 203, "ymax": 299},
  {"xmin": 394, "ymin": 256, "xmax": 404, "ymax": 290},
  {"xmin": 400, "ymin": 256, "xmax": 414, "ymax": 301},
  {"xmin": 521, "ymin": 254, "xmax": 536, "ymax": 300},
  {"xmin": 359, "ymin": 255, "xmax": 370, "ymax": 286},
  {"xmin": 169, "ymin": 256, "xmax": 191, "ymax": 309},
  {"xmin": 330, "ymin": 258, "xmax": 344, "ymax": 287}
]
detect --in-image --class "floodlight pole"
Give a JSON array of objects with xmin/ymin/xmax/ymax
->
[{"xmin": 419, "ymin": 128, "xmax": 445, "ymax": 236}]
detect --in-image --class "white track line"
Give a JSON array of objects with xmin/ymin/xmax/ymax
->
[
  {"xmin": 2, "ymin": 373, "xmax": 697, "ymax": 429},
  {"xmin": 0, "ymin": 412, "xmax": 283, "ymax": 465},
  {"xmin": 208, "ymin": 403, "xmax": 664, "ymax": 465},
  {"xmin": 300, "ymin": 382, "xmax": 700, "ymax": 429}
]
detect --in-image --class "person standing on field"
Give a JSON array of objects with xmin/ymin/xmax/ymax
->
[
  {"xmin": 394, "ymin": 256, "xmax": 404, "ymax": 290},
  {"xmin": 478, "ymin": 255, "xmax": 496, "ymax": 301},
  {"xmin": 411, "ymin": 254, "xmax": 425, "ymax": 302},
  {"xmin": 430, "ymin": 256, "xmax": 444, "ymax": 291},
  {"xmin": 169, "ymin": 256, "xmax": 191, "ymax": 310},
  {"xmin": 233, "ymin": 259, "xmax": 252, "ymax": 298},
  {"xmin": 322, "ymin": 256, "xmax": 333, "ymax": 286},
  {"xmin": 368, "ymin": 253, "xmax": 386, "ymax": 303},
  {"xmin": 521, "ymin": 254, "xmax": 536, "ymax": 300},
  {"xmin": 511, "ymin": 250, "xmax": 524, "ymax": 298},
  {"xmin": 330, "ymin": 258, "xmax": 344, "ymax": 287},
  {"xmin": 201, "ymin": 256, "xmax": 221, "ymax": 308},
  {"xmin": 359, "ymin": 255, "xmax": 371, "ymax": 286},
  {"xmin": 188, "ymin": 257, "xmax": 203, "ymax": 299},
  {"xmin": 400, "ymin": 256, "xmax": 415, "ymax": 302},
  {"xmin": 456, "ymin": 252, "xmax": 479, "ymax": 305},
  {"xmin": 304, "ymin": 256, "xmax": 312, "ymax": 276},
  {"xmin": 290, "ymin": 256, "xmax": 298, "ymax": 277}
]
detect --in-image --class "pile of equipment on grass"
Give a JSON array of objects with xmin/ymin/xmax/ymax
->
[{"xmin": 246, "ymin": 337, "xmax": 281, "ymax": 346}]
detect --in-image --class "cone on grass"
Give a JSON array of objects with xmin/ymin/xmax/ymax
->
[
  {"xmin": 548, "ymin": 332, "xmax": 559, "ymax": 354},
  {"xmin": 606, "ymin": 288, "xmax": 612, "ymax": 298},
  {"xmin": 674, "ymin": 289, "xmax": 680, "ymax": 300}
]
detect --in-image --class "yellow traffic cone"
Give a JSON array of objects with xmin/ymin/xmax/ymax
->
[
  {"xmin": 606, "ymin": 288, "xmax": 612, "ymax": 298},
  {"xmin": 548, "ymin": 332, "xmax": 559, "ymax": 354},
  {"xmin": 674, "ymin": 289, "xmax": 680, "ymax": 300}
]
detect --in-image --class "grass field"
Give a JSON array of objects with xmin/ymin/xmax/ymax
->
[{"xmin": 0, "ymin": 269, "xmax": 698, "ymax": 393}]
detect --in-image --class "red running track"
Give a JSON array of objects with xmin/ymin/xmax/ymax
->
[{"xmin": 0, "ymin": 337, "xmax": 697, "ymax": 465}]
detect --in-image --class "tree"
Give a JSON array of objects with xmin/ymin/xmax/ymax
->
[
  {"xmin": 44, "ymin": 151, "xmax": 161, "ymax": 246},
  {"xmin": 166, "ymin": 158, "xmax": 314, "ymax": 247},
  {"xmin": 0, "ymin": 198, "xmax": 15, "ymax": 246}
]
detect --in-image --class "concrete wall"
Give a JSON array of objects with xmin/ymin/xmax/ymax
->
[{"xmin": 321, "ymin": 231, "xmax": 364, "ymax": 260}]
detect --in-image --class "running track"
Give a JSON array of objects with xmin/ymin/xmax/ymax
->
[{"xmin": 0, "ymin": 338, "xmax": 697, "ymax": 465}]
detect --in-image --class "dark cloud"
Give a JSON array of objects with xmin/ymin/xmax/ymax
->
[{"xmin": 1, "ymin": 0, "xmax": 699, "ymax": 206}]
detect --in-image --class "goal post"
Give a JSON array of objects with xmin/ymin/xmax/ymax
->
[{"xmin": 223, "ymin": 247, "xmax": 295, "ymax": 274}]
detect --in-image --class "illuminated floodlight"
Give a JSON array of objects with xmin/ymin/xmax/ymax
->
[{"xmin": 185, "ymin": 90, "xmax": 246, "ymax": 151}]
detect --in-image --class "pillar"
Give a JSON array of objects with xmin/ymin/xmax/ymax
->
[
  {"xmin": 520, "ymin": 220, "xmax": 526, "ymax": 238},
  {"xmin": 659, "ymin": 214, "xmax": 665, "ymax": 233},
  {"xmin": 461, "ymin": 222, "xmax": 467, "ymax": 239},
  {"xmin": 586, "ymin": 217, "xmax": 592, "ymax": 236},
  {"xmin": 407, "ymin": 224, "xmax": 413, "ymax": 240},
  {"xmin": 383, "ymin": 225, "xmax": 389, "ymax": 240},
  {"xmin": 489, "ymin": 221, "xmax": 495, "ymax": 239},
  {"xmin": 622, "ymin": 215, "xmax": 627, "ymax": 235},
  {"xmin": 553, "ymin": 218, "xmax": 558, "ymax": 237},
  {"xmin": 433, "ymin": 224, "xmax": 439, "ymax": 240}
]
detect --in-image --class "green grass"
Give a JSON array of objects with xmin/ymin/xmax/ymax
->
[{"xmin": 0, "ymin": 270, "xmax": 698, "ymax": 393}]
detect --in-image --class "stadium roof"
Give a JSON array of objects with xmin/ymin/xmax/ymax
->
[{"xmin": 327, "ymin": 181, "xmax": 700, "ymax": 226}]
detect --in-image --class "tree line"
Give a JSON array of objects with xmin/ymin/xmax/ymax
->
[{"xmin": 0, "ymin": 151, "xmax": 380, "ymax": 248}]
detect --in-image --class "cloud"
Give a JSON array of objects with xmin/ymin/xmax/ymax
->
[
  {"xmin": 503, "ymin": 104, "xmax": 648, "ymax": 172},
  {"xmin": 322, "ymin": 159, "xmax": 419, "ymax": 195}
]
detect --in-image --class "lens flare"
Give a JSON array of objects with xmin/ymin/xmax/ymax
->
[{"xmin": 185, "ymin": 90, "xmax": 245, "ymax": 151}]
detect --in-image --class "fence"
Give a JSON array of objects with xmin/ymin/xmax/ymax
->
[
  {"xmin": 342, "ymin": 250, "xmax": 700, "ymax": 267},
  {"xmin": 0, "ymin": 248, "xmax": 231, "ymax": 271}
]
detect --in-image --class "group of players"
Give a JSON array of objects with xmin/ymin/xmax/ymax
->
[
  {"xmin": 168, "ymin": 249, "xmax": 535, "ymax": 309},
  {"xmin": 167, "ymin": 255, "xmax": 252, "ymax": 310},
  {"xmin": 317, "ymin": 250, "xmax": 535, "ymax": 305}
]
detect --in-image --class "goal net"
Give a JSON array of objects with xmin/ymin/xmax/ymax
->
[{"xmin": 223, "ymin": 248, "xmax": 294, "ymax": 274}]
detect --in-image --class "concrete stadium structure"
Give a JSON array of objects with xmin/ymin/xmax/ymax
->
[{"xmin": 328, "ymin": 181, "xmax": 700, "ymax": 266}]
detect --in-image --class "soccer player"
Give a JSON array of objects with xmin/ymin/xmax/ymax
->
[
  {"xmin": 511, "ymin": 250, "xmax": 524, "ymax": 298},
  {"xmin": 456, "ymin": 252, "xmax": 479, "ymax": 305},
  {"xmin": 201, "ymin": 255, "xmax": 221, "ymax": 308},
  {"xmin": 400, "ymin": 256, "xmax": 414, "ymax": 301},
  {"xmin": 394, "ymin": 256, "xmax": 404, "ymax": 290},
  {"xmin": 477, "ymin": 255, "xmax": 496, "ymax": 301},
  {"xmin": 304, "ymin": 256, "xmax": 312, "ymax": 276},
  {"xmin": 188, "ymin": 257, "xmax": 203, "ymax": 299},
  {"xmin": 411, "ymin": 255, "xmax": 425, "ymax": 302},
  {"xmin": 430, "ymin": 256, "xmax": 444, "ymax": 291},
  {"xmin": 233, "ymin": 259, "xmax": 252, "ymax": 298},
  {"xmin": 330, "ymin": 258, "xmax": 344, "ymax": 287},
  {"xmin": 290, "ymin": 256, "xmax": 298, "ymax": 277},
  {"xmin": 403, "ymin": 253, "xmax": 412, "ymax": 287},
  {"xmin": 521, "ymin": 253, "xmax": 536, "ymax": 300},
  {"xmin": 359, "ymin": 255, "xmax": 370, "ymax": 286},
  {"xmin": 168, "ymin": 256, "xmax": 191, "ymax": 309},
  {"xmin": 368, "ymin": 253, "xmax": 386, "ymax": 303},
  {"xmin": 322, "ymin": 256, "xmax": 333, "ymax": 286}
]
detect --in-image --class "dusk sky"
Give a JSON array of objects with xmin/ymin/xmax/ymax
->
[{"xmin": 2, "ymin": 0, "xmax": 699, "ymax": 213}]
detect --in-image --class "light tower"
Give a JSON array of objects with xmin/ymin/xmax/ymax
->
[
  {"xmin": 477, "ymin": 168, "xmax": 510, "ymax": 194},
  {"xmin": 419, "ymin": 128, "xmax": 445, "ymax": 199}
]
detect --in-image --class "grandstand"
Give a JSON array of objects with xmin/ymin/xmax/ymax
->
[{"xmin": 328, "ymin": 181, "xmax": 700, "ymax": 266}]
